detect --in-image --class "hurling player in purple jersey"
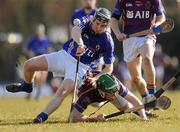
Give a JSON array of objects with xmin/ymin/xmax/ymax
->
[
  {"xmin": 6, "ymin": 8, "xmax": 115, "ymax": 123},
  {"xmin": 34, "ymin": 73, "xmax": 147, "ymax": 123},
  {"xmin": 68, "ymin": 73, "xmax": 147, "ymax": 122},
  {"xmin": 110, "ymin": 0, "xmax": 166, "ymax": 103}
]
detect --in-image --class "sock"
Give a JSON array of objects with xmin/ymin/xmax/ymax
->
[
  {"xmin": 147, "ymin": 83, "xmax": 156, "ymax": 95},
  {"xmin": 21, "ymin": 81, "xmax": 33, "ymax": 92},
  {"xmin": 38, "ymin": 112, "xmax": 48, "ymax": 122}
]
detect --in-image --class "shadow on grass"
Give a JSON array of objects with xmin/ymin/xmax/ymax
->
[
  {"xmin": 0, "ymin": 119, "xmax": 33, "ymax": 126},
  {"xmin": 0, "ymin": 118, "xmax": 67, "ymax": 126},
  {"xmin": 0, "ymin": 117, "xmax": 142, "ymax": 126},
  {"xmin": 158, "ymin": 116, "xmax": 180, "ymax": 121}
]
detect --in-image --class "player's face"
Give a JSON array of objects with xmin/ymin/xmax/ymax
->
[
  {"xmin": 82, "ymin": 0, "xmax": 97, "ymax": 9},
  {"xmin": 98, "ymin": 89, "xmax": 116, "ymax": 101},
  {"xmin": 92, "ymin": 20, "xmax": 108, "ymax": 34}
]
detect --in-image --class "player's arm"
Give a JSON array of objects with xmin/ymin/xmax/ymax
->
[
  {"xmin": 110, "ymin": 0, "xmax": 126, "ymax": 41},
  {"xmin": 71, "ymin": 23, "xmax": 85, "ymax": 56},
  {"xmin": 90, "ymin": 34, "xmax": 115, "ymax": 80},
  {"xmin": 71, "ymin": 25, "xmax": 84, "ymax": 47},
  {"xmin": 70, "ymin": 108, "xmax": 106, "ymax": 122},
  {"xmin": 93, "ymin": 64, "xmax": 113, "ymax": 80},
  {"xmin": 70, "ymin": 95, "xmax": 106, "ymax": 122},
  {"xmin": 123, "ymin": 91, "xmax": 147, "ymax": 120},
  {"xmin": 153, "ymin": 0, "xmax": 166, "ymax": 27},
  {"xmin": 100, "ymin": 33, "xmax": 115, "ymax": 76},
  {"xmin": 116, "ymin": 80, "xmax": 147, "ymax": 120},
  {"xmin": 110, "ymin": 18, "xmax": 121, "ymax": 35},
  {"xmin": 154, "ymin": 14, "xmax": 166, "ymax": 27}
]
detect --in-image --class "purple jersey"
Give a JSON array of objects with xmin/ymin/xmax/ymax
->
[
  {"xmin": 71, "ymin": 8, "xmax": 96, "ymax": 25},
  {"xmin": 63, "ymin": 22, "xmax": 115, "ymax": 65},
  {"xmin": 74, "ymin": 79, "xmax": 128, "ymax": 113},
  {"xmin": 24, "ymin": 36, "xmax": 51, "ymax": 55},
  {"xmin": 112, "ymin": 0, "xmax": 165, "ymax": 34}
]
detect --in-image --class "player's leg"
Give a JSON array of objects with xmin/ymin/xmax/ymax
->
[
  {"xmin": 33, "ymin": 51, "xmax": 89, "ymax": 123},
  {"xmin": 33, "ymin": 79, "xmax": 75, "ymax": 123},
  {"xmin": 6, "ymin": 55, "xmax": 48, "ymax": 93},
  {"xmin": 44, "ymin": 79, "xmax": 74, "ymax": 115},
  {"xmin": 127, "ymin": 56, "xmax": 149, "ymax": 98},
  {"xmin": 24, "ymin": 56, "xmax": 48, "ymax": 83},
  {"xmin": 34, "ymin": 71, "xmax": 48, "ymax": 86},
  {"xmin": 123, "ymin": 37, "xmax": 148, "ymax": 97},
  {"xmin": 141, "ymin": 36, "xmax": 156, "ymax": 94}
]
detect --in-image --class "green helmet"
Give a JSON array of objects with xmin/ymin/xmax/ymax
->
[{"xmin": 97, "ymin": 74, "xmax": 119, "ymax": 93}]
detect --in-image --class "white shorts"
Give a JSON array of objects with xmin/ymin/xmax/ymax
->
[
  {"xmin": 123, "ymin": 35, "xmax": 156, "ymax": 62},
  {"xmin": 44, "ymin": 50, "xmax": 89, "ymax": 84}
]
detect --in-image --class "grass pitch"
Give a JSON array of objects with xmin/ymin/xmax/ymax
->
[{"xmin": 0, "ymin": 92, "xmax": 180, "ymax": 132}]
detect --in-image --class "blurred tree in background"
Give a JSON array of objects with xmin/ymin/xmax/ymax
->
[{"xmin": 0, "ymin": 0, "xmax": 179, "ymax": 81}]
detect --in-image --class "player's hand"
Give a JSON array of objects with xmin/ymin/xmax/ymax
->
[
  {"xmin": 115, "ymin": 33, "xmax": 127, "ymax": 42},
  {"xmin": 85, "ymin": 77, "xmax": 97, "ymax": 87},
  {"xmin": 151, "ymin": 25, "xmax": 160, "ymax": 35},
  {"xmin": 96, "ymin": 114, "xmax": 107, "ymax": 121},
  {"xmin": 76, "ymin": 46, "xmax": 85, "ymax": 56}
]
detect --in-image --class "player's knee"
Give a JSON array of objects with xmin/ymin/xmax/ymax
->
[
  {"xmin": 143, "ymin": 57, "xmax": 153, "ymax": 66},
  {"xmin": 132, "ymin": 76, "xmax": 141, "ymax": 84},
  {"xmin": 24, "ymin": 60, "xmax": 34, "ymax": 72},
  {"xmin": 55, "ymin": 87, "xmax": 71, "ymax": 98},
  {"xmin": 61, "ymin": 88, "xmax": 69, "ymax": 97}
]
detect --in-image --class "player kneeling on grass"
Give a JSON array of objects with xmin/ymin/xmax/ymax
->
[{"xmin": 71, "ymin": 74, "xmax": 147, "ymax": 122}]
